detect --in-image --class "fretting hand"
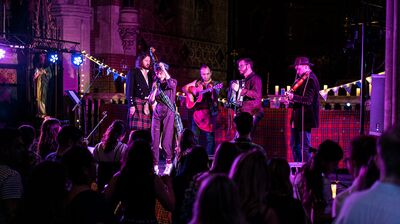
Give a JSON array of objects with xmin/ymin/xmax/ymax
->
[{"xmin": 231, "ymin": 82, "xmax": 239, "ymax": 92}]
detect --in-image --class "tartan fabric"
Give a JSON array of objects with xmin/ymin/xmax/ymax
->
[
  {"xmin": 213, "ymin": 107, "xmax": 369, "ymax": 168},
  {"xmin": 128, "ymin": 98, "xmax": 152, "ymax": 131},
  {"xmin": 155, "ymin": 199, "xmax": 171, "ymax": 224}
]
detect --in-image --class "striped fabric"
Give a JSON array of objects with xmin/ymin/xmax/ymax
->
[{"xmin": 0, "ymin": 165, "xmax": 24, "ymax": 200}]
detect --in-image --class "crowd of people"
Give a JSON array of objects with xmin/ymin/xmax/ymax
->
[{"xmin": 1, "ymin": 113, "xmax": 400, "ymax": 224}]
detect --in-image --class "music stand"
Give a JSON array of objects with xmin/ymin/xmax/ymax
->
[{"xmin": 65, "ymin": 90, "xmax": 81, "ymax": 111}]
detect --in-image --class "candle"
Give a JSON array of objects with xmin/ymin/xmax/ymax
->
[
  {"xmin": 275, "ymin": 85, "xmax": 279, "ymax": 95},
  {"xmin": 324, "ymin": 85, "xmax": 328, "ymax": 90},
  {"xmin": 287, "ymin": 85, "xmax": 291, "ymax": 92},
  {"xmin": 356, "ymin": 88, "xmax": 360, "ymax": 96},
  {"xmin": 369, "ymin": 84, "xmax": 372, "ymax": 96},
  {"xmin": 331, "ymin": 182, "xmax": 337, "ymax": 199},
  {"xmin": 346, "ymin": 92, "xmax": 350, "ymax": 96}
]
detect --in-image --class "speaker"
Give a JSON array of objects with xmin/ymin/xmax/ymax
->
[{"xmin": 369, "ymin": 74, "xmax": 385, "ymax": 136}]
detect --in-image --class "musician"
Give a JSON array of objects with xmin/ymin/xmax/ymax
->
[
  {"xmin": 286, "ymin": 56, "xmax": 320, "ymax": 162},
  {"xmin": 126, "ymin": 52, "xmax": 154, "ymax": 131},
  {"xmin": 182, "ymin": 64, "xmax": 219, "ymax": 156},
  {"xmin": 149, "ymin": 62, "xmax": 177, "ymax": 175},
  {"xmin": 231, "ymin": 58, "xmax": 263, "ymax": 137}
]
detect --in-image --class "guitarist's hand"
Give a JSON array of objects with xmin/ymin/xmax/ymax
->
[
  {"xmin": 231, "ymin": 82, "xmax": 239, "ymax": 92},
  {"xmin": 129, "ymin": 106, "xmax": 136, "ymax": 116}
]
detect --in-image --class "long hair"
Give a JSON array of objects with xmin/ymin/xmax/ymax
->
[
  {"xmin": 268, "ymin": 158, "xmax": 293, "ymax": 197},
  {"xmin": 190, "ymin": 174, "xmax": 246, "ymax": 224},
  {"xmin": 179, "ymin": 128, "xmax": 195, "ymax": 154},
  {"xmin": 117, "ymin": 140, "xmax": 154, "ymax": 198},
  {"xmin": 229, "ymin": 149, "xmax": 269, "ymax": 220},
  {"xmin": 210, "ymin": 141, "xmax": 240, "ymax": 174},
  {"xmin": 135, "ymin": 52, "xmax": 150, "ymax": 69},
  {"xmin": 301, "ymin": 140, "xmax": 343, "ymax": 211},
  {"xmin": 37, "ymin": 118, "xmax": 61, "ymax": 158},
  {"xmin": 101, "ymin": 120, "xmax": 126, "ymax": 153}
]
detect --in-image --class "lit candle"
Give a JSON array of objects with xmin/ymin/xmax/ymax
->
[
  {"xmin": 287, "ymin": 85, "xmax": 291, "ymax": 92},
  {"xmin": 356, "ymin": 88, "xmax": 360, "ymax": 96},
  {"xmin": 369, "ymin": 84, "xmax": 372, "ymax": 96},
  {"xmin": 346, "ymin": 91, "xmax": 350, "ymax": 96},
  {"xmin": 275, "ymin": 85, "xmax": 279, "ymax": 95},
  {"xmin": 124, "ymin": 83, "xmax": 126, "ymax": 95},
  {"xmin": 324, "ymin": 85, "xmax": 328, "ymax": 90},
  {"xmin": 331, "ymin": 182, "xmax": 337, "ymax": 199}
]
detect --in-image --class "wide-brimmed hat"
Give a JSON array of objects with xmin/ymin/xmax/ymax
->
[{"xmin": 290, "ymin": 56, "xmax": 314, "ymax": 67}]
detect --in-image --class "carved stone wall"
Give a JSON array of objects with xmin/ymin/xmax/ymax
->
[{"xmin": 136, "ymin": 0, "xmax": 228, "ymax": 89}]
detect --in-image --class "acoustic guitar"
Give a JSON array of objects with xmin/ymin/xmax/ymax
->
[{"xmin": 186, "ymin": 82, "xmax": 223, "ymax": 109}]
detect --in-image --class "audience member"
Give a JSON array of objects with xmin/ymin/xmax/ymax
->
[
  {"xmin": 294, "ymin": 140, "xmax": 343, "ymax": 223},
  {"xmin": 37, "ymin": 118, "xmax": 61, "ymax": 159},
  {"xmin": 104, "ymin": 140, "xmax": 175, "ymax": 223},
  {"xmin": 22, "ymin": 161, "xmax": 67, "ymax": 223},
  {"xmin": 267, "ymin": 158, "xmax": 306, "ymax": 224},
  {"xmin": 62, "ymin": 146, "xmax": 115, "ymax": 224},
  {"xmin": 189, "ymin": 174, "xmax": 246, "ymax": 224},
  {"xmin": 127, "ymin": 129, "xmax": 152, "ymax": 145},
  {"xmin": 332, "ymin": 135, "xmax": 379, "ymax": 218},
  {"xmin": 0, "ymin": 128, "xmax": 24, "ymax": 224},
  {"xmin": 335, "ymin": 125, "xmax": 400, "ymax": 224},
  {"xmin": 45, "ymin": 125, "xmax": 84, "ymax": 162},
  {"xmin": 229, "ymin": 149, "xmax": 278, "ymax": 224},
  {"xmin": 93, "ymin": 120, "xmax": 128, "ymax": 191},
  {"xmin": 173, "ymin": 146, "xmax": 209, "ymax": 224},
  {"xmin": 173, "ymin": 128, "xmax": 196, "ymax": 177},
  {"xmin": 232, "ymin": 112, "xmax": 265, "ymax": 155}
]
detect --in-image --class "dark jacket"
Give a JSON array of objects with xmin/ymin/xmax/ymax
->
[
  {"xmin": 240, "ymin": 72, "xmax": 263, "ymax": 116},
  {"xmin": 126, "ymin": 68, "xmax": 154, "ymax": 106},
  {"xmin": 290, "ymin": 72, "xmax": 320, "ymax": 130}
]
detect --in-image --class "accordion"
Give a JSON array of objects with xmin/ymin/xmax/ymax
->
[{"xmin": 227, "ymin": 79, "xmax": 246, "ymax": 108}]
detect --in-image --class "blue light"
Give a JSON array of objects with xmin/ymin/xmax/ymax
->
[
  {"xmin": 49, "ymin": 53, "xmax": 59, "ymax": 63},
  {"xmin": 72, "ymin": 53, "xmax": 83, "ymax": 66}
]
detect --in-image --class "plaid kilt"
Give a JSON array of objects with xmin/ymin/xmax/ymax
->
[{"xmin": 128, "ymin": 98, "xmax": 152, "ymax": 131}]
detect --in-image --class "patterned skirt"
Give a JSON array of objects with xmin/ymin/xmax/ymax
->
[{"xmin": 128, "ymin": 98, "xmax": 152, "ymax": 131}]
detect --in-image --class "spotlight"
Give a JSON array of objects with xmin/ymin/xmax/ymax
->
[
  {"xmin": 49, "ymin": 53, "xmax": 59, "ymax": 63},
  {"xmin": 0, "ymin": 49, "xmax": 5, "ymax": 59},
  {"xmin": 72, "ymin": 53, "xmax": 83, "ymax": 66}
]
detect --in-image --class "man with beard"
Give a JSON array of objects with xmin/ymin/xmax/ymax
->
[{"xmin": 126, "ymin": 53, "xmax": 154, "ymax": 131}]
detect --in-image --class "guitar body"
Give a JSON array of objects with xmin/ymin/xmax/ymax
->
[
  {"xmin": 186, "ymin": 85, "xmax": 204, "ymax": 109},
  {"xmin": 185, "ymin": 82, "xmax": 223, "ymax": 109}
]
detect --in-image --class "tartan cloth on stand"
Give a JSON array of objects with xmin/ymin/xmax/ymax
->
[{"xmin": 128, "ymin": 98, "xmax": 152, "ymax": 130}]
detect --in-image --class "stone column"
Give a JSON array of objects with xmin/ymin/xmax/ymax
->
[
  {"xmin": 118, "ymin": 8, "xmax": 139, "ymax": 56},
  {"xmin": 51, "ymin": 1, "xmax": 92, "ymax": 94}
]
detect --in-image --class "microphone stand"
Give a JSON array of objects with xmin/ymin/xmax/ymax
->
[
  {"xmin": 72, "ymin": 65, "xmax": 104, "ymax": 135},
  {"xmin": 84, "ymin": 111, "xmax": 108, "ymax": 143}
]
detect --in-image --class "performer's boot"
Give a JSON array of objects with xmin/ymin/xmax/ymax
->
[
  {"xmin": 163, "ymin": 163, "xmax": 173, "ymax": 176},
  {"xmin": 154, "ymin": 165, "xmax": 159, "ymax": 175}
]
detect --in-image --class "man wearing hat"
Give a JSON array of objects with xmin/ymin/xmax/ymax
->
[{"xmin": 286, "ymin": 56, "xmax": 320, "ymax": 162}]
